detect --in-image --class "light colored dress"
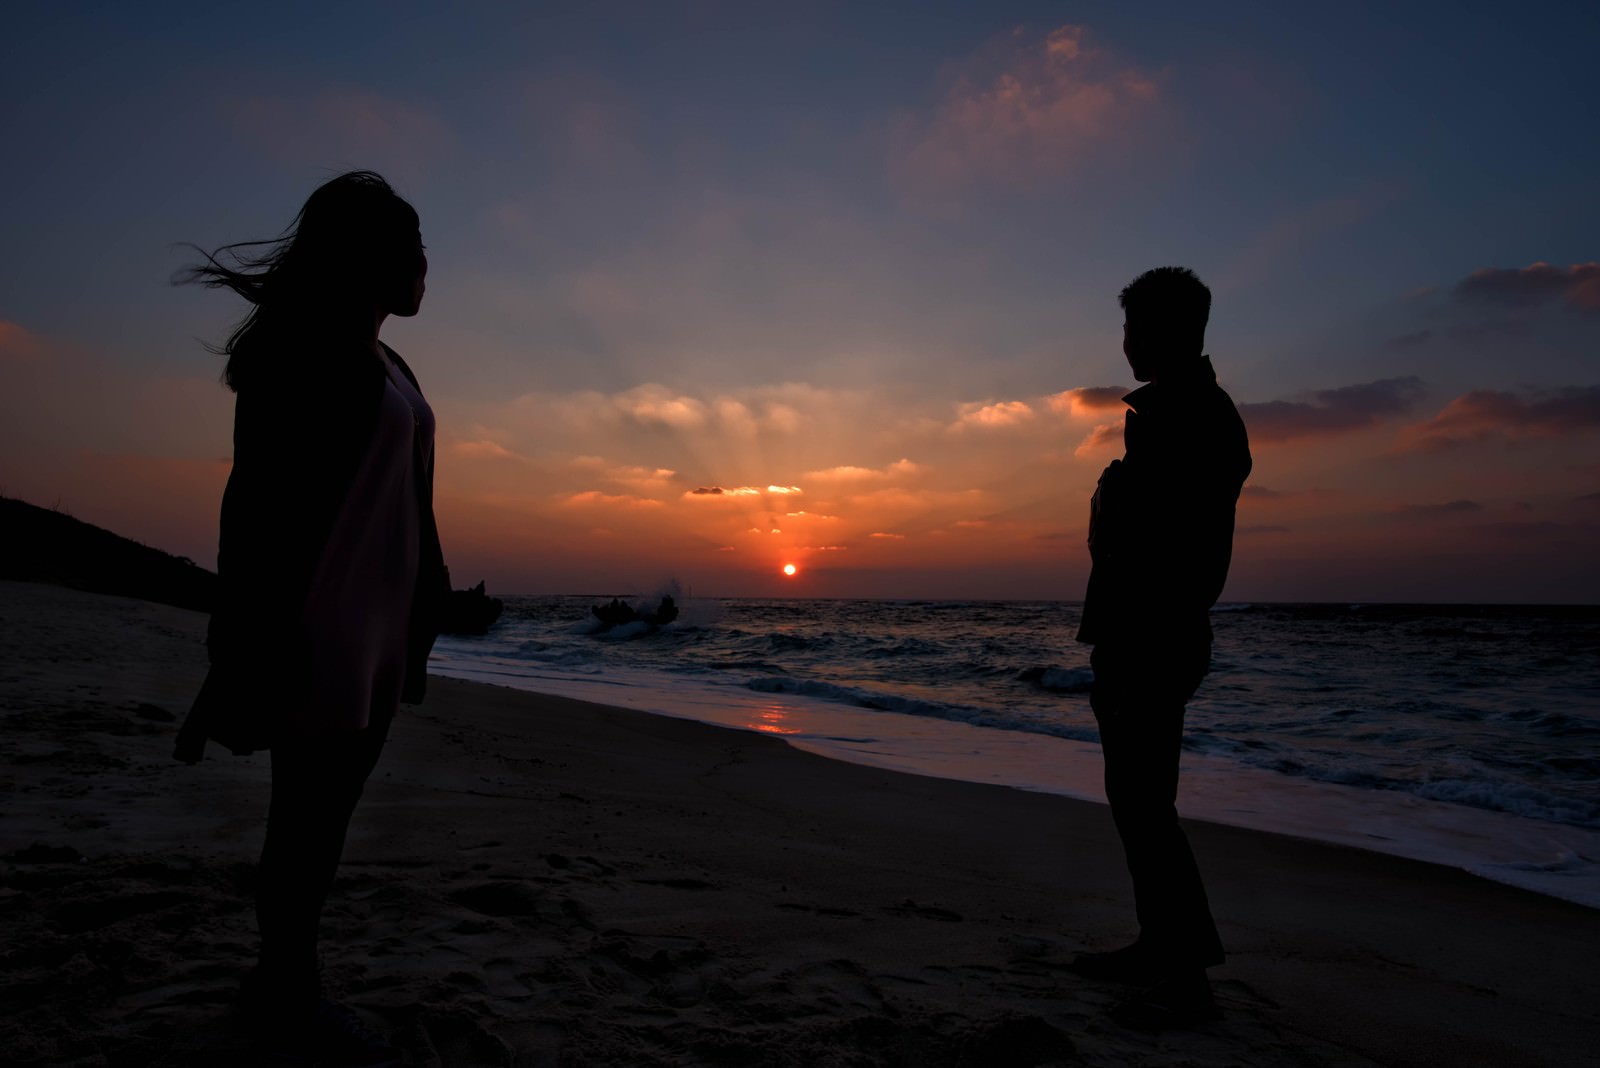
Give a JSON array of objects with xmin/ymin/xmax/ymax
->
[{"xmin": 295, "ymin": 350, "xmax": 436, "ymax": 736}]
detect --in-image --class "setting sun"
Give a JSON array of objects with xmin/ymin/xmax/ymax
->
[{"xmin": 783, "ymin": 563, "xmax": 798, "ymax": 577}]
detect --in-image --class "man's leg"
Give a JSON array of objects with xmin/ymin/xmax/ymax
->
[
  {"xmin": 1097, "ymin": 681, "xmax": 1223, "ymax": 971},
  {"xmin": 1075, "ymin": 643, "xmax": 1223, "ymax": 1024}
]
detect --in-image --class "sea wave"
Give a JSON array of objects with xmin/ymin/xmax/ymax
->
[{"xmin": 743, "ymin": 675, "xmax": 1101, "ymax": 744}]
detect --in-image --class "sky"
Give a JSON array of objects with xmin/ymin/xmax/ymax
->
[{"xmin": 2, "ymin": 1, "xmax": 1597, "ymax": 602}]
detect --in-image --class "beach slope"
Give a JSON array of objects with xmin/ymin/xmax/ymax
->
[{"xmin": 1, "ymin": 580, "xmax": 1594, "ymax": 1066}]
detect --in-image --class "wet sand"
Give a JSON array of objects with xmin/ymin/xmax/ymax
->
[{"xmin": 2, "ymin": 580, "xmax": 1595, "ymax": 1066}]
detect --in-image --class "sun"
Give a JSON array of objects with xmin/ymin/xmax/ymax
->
[{"xmin": 782, "ymin": 563, "xmax": 798, "ymax": 577}]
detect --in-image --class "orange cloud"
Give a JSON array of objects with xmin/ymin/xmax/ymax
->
[
  {"xmin": 1047, "ymin": 386, "xmax": 1127, "ymax": 417},
  {"xmin": 453, "ymin": 440, "xmax": 521, "ymax": 461},
  {"xmin": 597, "ymin": 464, "xmax": 677, "ymax": 491},
  {"xmin": 686, "ymin": 486, "xmax": 766, "ymax": 499},
  {"xmin": 1075, "ymin": 423, "xmax": 1122, "ymax": 456},
  {"xmin": 616, "ymin": 385, "xmax": 708, "ymax": 429},
  {"xmin": 954, "ymin": 399, "xmax": 1035, "ymax": 429},
  {"xmin": 896, "ymin": 24, "xmax": 1160, "ymax": 193},
  {"xmin": 804, "ymin": 458, "xmax": 923, "ymax": 482}
]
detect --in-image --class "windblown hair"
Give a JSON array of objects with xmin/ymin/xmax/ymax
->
[
  {"xmin": 175, "ymin": 171, "xmax": 419, "ymax": 391},
  {"xmin": 1118, "ymin": 266, "xmax": 1211, "ymax": 355}
]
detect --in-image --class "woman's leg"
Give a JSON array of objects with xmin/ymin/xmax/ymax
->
[{"xmin": 254, "ymin": 717, "xmax": 392, "ymax": 1004}]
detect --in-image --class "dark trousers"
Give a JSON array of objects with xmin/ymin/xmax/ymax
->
[
  {"xmin": 256, "ymin": 716, "xmax": 392, "ymax": 997},
  {"xmin": 1089, "ymin": 642, "xmax": 1224, "ymax": 971}
]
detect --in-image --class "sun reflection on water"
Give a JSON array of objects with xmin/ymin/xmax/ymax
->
[{"xmin": 748, "ymin": 703, "xmax": 800, "ymax": 735}]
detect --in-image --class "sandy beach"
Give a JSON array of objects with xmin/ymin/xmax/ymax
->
[{"xmin": 2, "ymin": 579, "xmax": 1596, "ymax": 1067}]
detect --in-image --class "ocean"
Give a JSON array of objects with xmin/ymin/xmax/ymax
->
[{"xmin": 429, "ymin": 596, "xmax": 1600, "ymax": 909}]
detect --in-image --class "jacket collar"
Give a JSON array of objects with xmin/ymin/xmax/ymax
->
[{"xmin": 1124, "ymin": 355, "xmax": 1218, "ymax": 413}]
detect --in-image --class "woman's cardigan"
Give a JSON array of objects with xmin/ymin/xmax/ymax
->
[{"xmin": 173, "ymin": 340, "xmax": 448, "ymax": 762}]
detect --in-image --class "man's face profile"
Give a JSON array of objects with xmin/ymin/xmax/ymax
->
[{"xmin": 1123, "ymin": 321, "xmax": 1153, "ymax": 383}]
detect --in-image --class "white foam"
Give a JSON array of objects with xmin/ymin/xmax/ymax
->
[{"xmin": 427, "ymin": 653, "xmax": 1600, "ymax": 910}]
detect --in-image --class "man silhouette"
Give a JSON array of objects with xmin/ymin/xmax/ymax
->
[{"xmin": 1071, "ymin": 266, "xmax": 1251, "ymax": 1027}]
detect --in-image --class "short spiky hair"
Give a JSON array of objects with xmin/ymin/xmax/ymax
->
[{"xmin": 1118, "ymin": 266, "xmax": 1211, "ymax": 335}]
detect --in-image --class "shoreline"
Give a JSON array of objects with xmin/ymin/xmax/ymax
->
[
  {"xmin": 429, "ymin": 651, "xmax": 1600, "ymax": 912},
  {"xmin": 4, "ymin": 580, "xmax": 1598, "ymax": 1066}
]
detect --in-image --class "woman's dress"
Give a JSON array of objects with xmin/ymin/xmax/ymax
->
[{"xmin": 295, "ymin": 351, "xmax": 436, "ymax": 736}]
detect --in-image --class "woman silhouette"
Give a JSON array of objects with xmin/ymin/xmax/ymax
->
[{"xmin": 175, "ymin": 171, "xmax": 447, "ymax": 1065}]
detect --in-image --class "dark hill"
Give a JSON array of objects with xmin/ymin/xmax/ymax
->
[{"xmin": 1, "ymin": 496, "xmax": 216, "ymax": 613}]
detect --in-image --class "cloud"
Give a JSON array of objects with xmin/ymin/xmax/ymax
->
[
  {"xmin": 954, "ymin": 399, "xmax": 1035, "ymax": 429},
  {"xmin": 1395, "ymin": 500, "xmax": 1482, "ymax": 517},
  {"xmin": 869, "ymin": 532, "xmax": 906, "ymax": 540},
  {"xmin": 1240, "ymin": 485, "xmax": 1285, "ymax": 499},
  {"xmin": 525, "ymin": 71, "xmax": 640, "ymax": 172},
  {"xmin": 1398, "ymin": 385, "xmax": 1600, "ymax": 451},
  {"xmin": 453, "ymin": 440, "xmax": 521, "ymax": 461},
  {"xmin": 1046, "ymin": 386, "xmax": 1127, "ymax": 417},
  {"xmin": 0, "ymin": 320, "xmax": 49, "ymax": 364},
  {"xmin": 1220, "ymin": 187, "xmax": 1398, "ymax": 290},
  {"xmin": 1074, "ymin": 423, "xmax": 1122, "ymax": 456},
  {"xmin": 1236, "ymin": 525, "xmax": 1290, "ymax": 536},
  {"xmin": 544, "ymin": 382, "xmax": 842, "ymax": 439},
  {"xmin": 894, "ymin": 24, "xmax": 1160, "ymax": 194},
  {"xmin": 1454, "ymin": 262, "xmax": 1600, "ymax": 312},
  {"xmin": 597, "ymin": 464, "xmax": 677, "ymax": 492},
  {"xmin": 684, "ymin": 485, "xmax": 798, "ymax": 500},
  {"xmin": 1386, "ymin": 329, "xmax": 1433, "ymax": 349},
  {"xmin": 689, "ymin": 486, "xmax": 756, "ymax": 498},
  {"xmin": 1240, "ymin": 377, "xmax": 1425, "ymax": 444},
  {"xmin": 615, "ymin": 384, "xmax": 709, "ymax": 429},
  {"xmin": 803, "ymin": 458, "xmax": 923, "ymax": 482},
  {"xmin": 559, "ymin": 490, "xmax": 663, "ymax": 509},
  {"xmin": 228, "ymin": 90, "xmax": 452, "ymax": 176}
]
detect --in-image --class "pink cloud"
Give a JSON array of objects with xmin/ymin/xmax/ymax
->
[
  {"xmin": 525, "ymin": 71, "xmax": 641, "ymax": 171},
  {"xmin": 1398, "ymin": 386, "xmax": 1600, "ymax": 451},
  {"xmin": 1240, "ymin": 485, "xmax": 1285, "ymax": 500},
  {"xmin": 228, "ymin": 90, "xmax": 452, "ymax": 176},
  {"xmin": 559, "ymin": 490, "xmax": 664, "ymax": 509},
  {"xmin": 0, "ymin": 320, "xmax": 49, "ymax": 364},
  {"xmin": 1393, "ymin": 500, "xmax": 1482, "ymax": 518},
  {"xmin": 895, "ymin": 24, "xmax": 1160, "ymax": 193},
  {"xmin": 1455, "ymin": 262, "xmax": 1600, "ymax": 313},
  {"xmin": 1240, "ymin": 377, "xmax": 1425, "ymax": 444}
]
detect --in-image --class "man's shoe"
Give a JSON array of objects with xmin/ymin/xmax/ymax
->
[
  {"xmin": 1109, "ymin": 972, "xmax": 1221, "ymax": 1030},
  {"xmin": 1068, "ymin": 941, "xmax": 1160, "ymax": 984}
]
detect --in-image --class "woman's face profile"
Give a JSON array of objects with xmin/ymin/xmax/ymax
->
[{"xmin": 378, "ymin": 228, "xmax": 427, "ymax": 319}]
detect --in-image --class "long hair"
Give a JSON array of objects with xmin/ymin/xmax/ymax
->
[{"xmin": 175, "ymin": 171, "xmax": 419, "ymax": 391}]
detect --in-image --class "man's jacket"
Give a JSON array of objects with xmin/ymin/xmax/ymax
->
[{"xmin": 1078, "ymin": 356, "xmax": 1251, "ymax": 648}]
